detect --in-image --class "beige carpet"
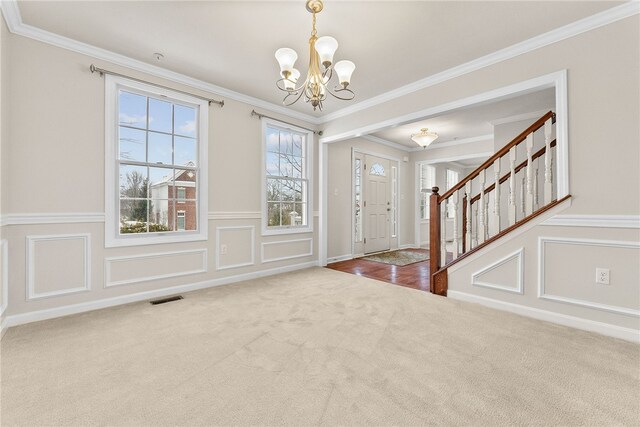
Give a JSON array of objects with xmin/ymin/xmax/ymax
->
[{"xmin": 1, "ymin": 267, "xmax": 639, "ymax": 426}]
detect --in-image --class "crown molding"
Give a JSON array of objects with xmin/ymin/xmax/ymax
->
[
  {"xmin": 416, "ymin": 134, "xmax": 494, "ymax": 152},
  {"xmin": 317, "ymin": 2, "xmax": 640, "ymax": 124},
  {"xmin": 1, "ymin": 1, "xmax": 638, "ymax": 126},
  {"xmin": 490, "ymin": 110, "xmax": 550, "ymax": 127},
  {"xmin": 361, "ymin": 135, "xmax": 413, "ymax": 152},
  {"xmin": 0, "ymin": 1, "xmax": 322, "ymax": 126}
]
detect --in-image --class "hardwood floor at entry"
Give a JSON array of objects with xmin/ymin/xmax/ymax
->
[{"xmin": 326, "ymin": 249, "xmax": 430, "ymax": 291}]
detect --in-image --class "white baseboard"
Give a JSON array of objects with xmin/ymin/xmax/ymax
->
[
  {"xmin": 326, "ymin": 254, "xmax": 353, "ymax": 264},
  {"xmin": 448, "ymin": 290, "xmax": 639, "ymax": 343},
  {"xmin": 0, "ymin": 316, "xmax": 7, "ymax": 340},
  {"xmin": 399, "ymin": 244, "xmax": 417, "ymax": 249},
  {"xmin": 4, "ymin": 261, "xmax": 318, "ymax": 329}
]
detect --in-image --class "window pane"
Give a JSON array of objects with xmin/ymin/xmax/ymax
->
[
  {"xmin": 119, "ymin": 164, "xmax": 148, "ymax": 198},
  {"xmin": 294, "ymin": 181, "xmax": 303, "ymax": 202},
  {"xmin": 119, "ymin": 127, "xmax": 146, "ymax": 162},
  {"xmin": 281, "ymin": 203, "xmax": 295, "ymax": 226},
  {"xmin": 148, "ymin": 166, "xmax": 173, "ymax": 188},
  {"xmin": 289, "ymin": 156, "xmax": 303, "ymax": 179},
  {"xmin": 174, "ymin": 105, "xmax": 197, "ymax": 137},
  {"xmin": 119, "ymin": 91, "xmax": 147, "ymax": 129},
  {"xmin": 292, "ymin": 134, "xmax": 303, "ymax": 157},
  {"xmin": 175, "ymin": 136, "xmax": 197, "ymax": 167},
  {"xmin": 148, "ymin": 98, "xmax": 173, "ymax": 133},
  {"xmin": 281, "ymin": 180, "xmax": 297, "ymax": 202},
  {"xmin": 279, "ymin": 153, "xmax": 294, "ymax": 177},
  {"xmin": 266, "ymin": 178, "xmax": 281, "ymax": 202},
  {"xmin": 280, "ymin": 132, "xmax": 293, "ymax": 157},
  {"xmin": 293, "ymin": 203, "xmax": 306, "ymax": 226},
  {"xmin": 120, "ymin": 199, "xmax": 148, "ymax": 233},
  {"xmin": 267, "ymin": 202, "xmax": 281, "ymax": 227},
  {"xmin": 149, "ymin": 199, "xmax": 171, "ymax": 232},
  {"xmin": 148, "ymin": 132, "xmax": 173, "ymax": 165},
  {"xmin": 266, "ymin": 128, "xmax": 279, "ymax": 152},
  {"xmin": 266, "ymin": 152, "xmax": 279, "ymax": 176}
]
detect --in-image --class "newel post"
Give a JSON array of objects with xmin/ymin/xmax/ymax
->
[{"xmin": 429, "ymin": 187, "xmax": 441, "ymax": 294}]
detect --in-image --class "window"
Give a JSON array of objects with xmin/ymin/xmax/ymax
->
[
  {"xmin": 354, "ymin": 157, "xmax": 363, "ymax": 243},
  {"xmin": 262, "ymin": 119, "xmax": 313, "ymax": 235},
  {"xmin": 369, "ymin": 163, "xmax": 386, "ymax": 176},
  {"xmin": 177, "ymin": 211, "xmax": 186, "ymax": 231},
  {"xmin": 391, "ymin": 166, "xmax": 398, "ymax": 237},
  {"xmin": 177, "ymin": 187, "xmax": 186, "ymax": 203},
  {"xmin": 105, "ymin": 75, "xmax": 208, "ymax": 247},
  {"xmin": 419, "ymin": 164, "xmax": 436, "ymax": 220},
  {"xmin": 446, "ymin": 169, "xmax": 460, "ymax": 191}
]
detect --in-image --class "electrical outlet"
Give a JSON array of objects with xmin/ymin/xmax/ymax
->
[
  {"xmin": 220, "ymin": 244, "xmax": 227, "ymax": 255},
  {"xmin": 595, "ymin": 268, "xmax": 610, "ymax": 285}
]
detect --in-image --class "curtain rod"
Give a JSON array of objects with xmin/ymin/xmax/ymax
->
[
  {"xmin": 89, "ymin": 64, "xmax": 225, "ymax": 107},
  {"xmin": 250, "ymin": 110, "xmax": 321, "ymax": 135}
]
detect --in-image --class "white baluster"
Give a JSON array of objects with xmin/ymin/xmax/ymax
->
[
  {"xmin": 465, "ymin": 181, "xmax": 472, "ymax": 252},
  {"xmin": 485, "ymin": 193, "xmax": 490, "ymax": 239},
  {"xmin": 478, "ymin": 169, "xmax": 486, "ymax": 243},
  {"xmin": 452, "ymin": 191, "xmax": 459, "ymax": 259},
  {"xmin": 525, "ymin": 133, "xmax": 534, "ymax": 215},
  {"xmin": 508, "ymin": 147, "xmax": 517, "ymax": 225},
  {"xmin": 472, "ymin": 203, "xmax": 478, "ymax": 248},
  {"xmin": 544, "ymin": 117, "xmax": 553, "ymax": 204},
  {"xmin": 493, "ymin": 159, "xmax": 501, "ymax": 234},
  {"xmin": 533, "ymin": 157, "xmax": 540, "ymax": 209},
  {"xmin": 440, "ymin": 200, "xmax": 447, "ymax": 264},
  {"xmin": 520, "ymin": 177, "xmax": 526, "ymax": 216}
]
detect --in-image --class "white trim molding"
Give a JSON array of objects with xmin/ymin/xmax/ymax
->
[
  {"xmin": 538, "ymin": 236, "xmax": 640, "ymax": 317},
  {"xmin": 361, "ymin": 135, "xmax": 413, "ymax": 153},
  {"xmin": 215, "ymin": 226, "xmax": 256, "ymax": 271},
  {"xmin": 317, "ymin": 2, "xmax": 640, "ymax": 124},
  {"xmin": 448, "ymin": 290, "xmax": 640, "ymax": 343},
  {"xmin": 489, "ymin": 110, "xmax": 550, "ymax": 127},
  {"xmin": 2, "ymin": 213, "xmax": 105, "ymax": 225},
  {"xmin": 326, "ymin": 254, "xmax": 353, "ymax": 264},
  {"xmin": 261, "ymin": 238, "xmax": 314, "ymax": 264},
  {"xmin": 471, "ymin": 248, "xmax": 524, "ymax": 294},
  {"xmin": 208, "ymin": 212, "xmax": 261, "ymax": 221},
  {"xmin": 4, "ymin": 261, "xmax": 319, "ymax": 330},
  {"xmin": 0, "ymin": 0, "xmax": 320, "ymax": 126},
  {"xmin": 26, "ymin": 234, "xmax": 91, "ymax": 300},
  {"xmin": 541, "ymin": 215, "xmax": 640, "ymax": 229},
  {"xmin": 104, "ymin": 249, "xmax": 208, "ymax": 288},
  {"xmin": 1, "ymin": 240, "xmax": 8, "ymax": 316}
]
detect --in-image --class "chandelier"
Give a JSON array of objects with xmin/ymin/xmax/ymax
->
[
  {"xmin": 274, "ymin": 0, "xmax": 355, "ymax": 111},
  {"xmin": 411, "ymin": 128, "xmax": 439, "ymax": 148}
]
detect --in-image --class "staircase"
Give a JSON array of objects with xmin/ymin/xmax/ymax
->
[{"xmin": 429, "ymin": 111, "xmax": 570, "ymax": 295}]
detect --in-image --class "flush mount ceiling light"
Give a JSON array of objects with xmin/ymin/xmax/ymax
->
[
  {"xmin": 411, "ymin": 128, "xmax": 439, "ymax": 148},
  {"xmin": 275, "ymin": 0, "xmax": 356, "ymax": 111}
]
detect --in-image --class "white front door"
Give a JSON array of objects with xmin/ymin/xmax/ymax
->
[{"xmin": 364, "ymin": 155, "xmax": 390, "ymax": 254}]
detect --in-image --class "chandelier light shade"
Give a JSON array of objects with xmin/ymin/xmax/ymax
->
[
  {"xmin": 275, "ymin": 0, "xmax": 355, "ymax": 111},
  {"xmin": 411, "ymin": 128, "xmax": 439, "ymax": 148}
]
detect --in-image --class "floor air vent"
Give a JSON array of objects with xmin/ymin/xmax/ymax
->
[{"xmin": 150, "ymin": 295, "xmax": 184, "ymax": 305}]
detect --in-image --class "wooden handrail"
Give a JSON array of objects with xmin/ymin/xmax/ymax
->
[
  {"xmin": 468, "ymin": 139, "xmax": 557, "ymax": 205},
  {"xmin": 438, "ymin": 110, "xmax": 555, "ymax": 203}
]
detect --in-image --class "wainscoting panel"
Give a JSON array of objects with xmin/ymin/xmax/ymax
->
[
  {"xmin": 262, "ymin": 238, "xmax": 313, "ymax": 264},
  {"xmin": 471, "ymin": 248, "xmax": 524, "ymax": 294},
  {"xmin": 215, "ymin": 226, "xmax": 255, "ymax": 271},
  {"xmin": 538, "ymin": 237, "xmax": 640, "ymax": 317},
  {"xmin": 105, "ymin": 249, "xmax": 207, "ymax": 288},
  {"xmin": 27, "ymin": 234, "xmax": 91, "ymax": 300}
]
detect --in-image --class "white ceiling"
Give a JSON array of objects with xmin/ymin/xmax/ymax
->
[
  {"xmin": 372, "ymin": 87, "xmax": 556, "ymax": 148},
  {"xmin": 16, "ymin": 1, "xmax": 621, "ymax": 117}
]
